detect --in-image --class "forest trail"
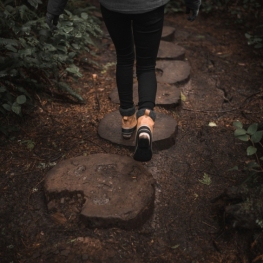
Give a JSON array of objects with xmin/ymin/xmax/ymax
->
[{"xmin": 1, "ymin": 8, "xmax": 263, "ymax": 263}]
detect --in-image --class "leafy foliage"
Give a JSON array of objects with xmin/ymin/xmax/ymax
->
[
  {"xmin": 0, "ymin": 0, "xmax": 102, "ymax": 118},
  {"xmin": 166, "ymin": 0, "xmax": 263, "ymax": 49},
  {"xmin": 231, "ymin": 121, "xmax": 263, "ymax": 181},
  {"xmin": 245, "ymin": 31, "xmax": 263, "ymax": 49},
  {"xmin": 164, "ymin": 0, "xmax": 184, "ymax": 13}
]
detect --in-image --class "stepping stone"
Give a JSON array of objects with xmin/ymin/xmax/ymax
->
[
  {"xmin": 109, "ymin": 83, "xmax": 180, "ymax": 106},
  {"xmin": 161, "ymin": 26, "xmax": 175, "ymax": 42},
  {"xmin": 157, "ymin": 41, "xmax": 185, "ymax": 60},
  {"xmin": 44, "ymin": 154, "xmax": 155, "ymax": 229},
  {"xmin": 156, "ymin": 60, "xmax": 190, "ymax": 85},
  {"xmin": 98, "ymin": 111, "xmax": 177, "ymax": 150}
]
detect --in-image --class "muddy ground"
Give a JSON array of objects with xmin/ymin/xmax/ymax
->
[{"xmin": 1, "ymin": 5, "xmax": 263, "ymax": 263}]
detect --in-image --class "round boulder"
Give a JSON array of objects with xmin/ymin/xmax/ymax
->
[
  {"xmin": 157, "ymin": 41, "xmax": 185, "ymax": 60},
  {"xmin": 161, "ymin": 26, "xmax": 175, "ymax": 42},
  {"xmin": 44, "ymin": 154, "xmax": 155, "ymax": 229},
  {"xmin": 98, "ymin": 111, "xmax": 177, "ymax": 150},
  {"xmin": 156, "ymin": 60, "xmax": 191, "ymax": 85},
  {"xmin": 109, "ymin": 82, "xmax": 180, "ymax": 107}
]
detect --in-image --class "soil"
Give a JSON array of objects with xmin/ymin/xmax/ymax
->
[{"xmin": 1, "ymin": 5, "xmax": 263, "ymax": 263}]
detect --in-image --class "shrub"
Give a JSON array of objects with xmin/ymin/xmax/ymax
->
[
  {"xmin": 0, "ymin": 0, "xmax": 102, "ymax": 118},
  {"xmin": 231, "ymin": 121, "xmax": 263, "ymax": 181}
]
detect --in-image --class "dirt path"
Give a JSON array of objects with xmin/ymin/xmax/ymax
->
[{"xmin": 1, "ymin": 10, "xmax": 263, "ymax": 263}]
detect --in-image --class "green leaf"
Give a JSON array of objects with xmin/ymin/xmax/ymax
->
[
  {"xmin": 6, "ymin": 45, "xmax": 17, "ymax": 52},
  {"xmin": 20, "ymin": 139, "xmax": 35, "ymax": 150},
  {"xmin": 81, "ymin": 13, "xmax": 88, "ymax": 20},
  {"xmin": 260, "ymin": 157, "xmax": 263, "ymax": 161},
  {"xmin": 72, "ymin": 43, "xmax": 80, "ymax": 50},
  {"xmin": 64, "ymin": 10, "xmax": 73, "ymax": 17},
  {"xmin": 236, "ymin": 134, "xmax": 249, "ymax": 141},
  {"xmin": 16, "ymin": 95, "xmax": 26, "ymax": 104},
  {"xmin": 2, "ymin": 104, "xmax": 11, "ymax": 111},
  {"xmin": 63, "ymin": 27, "xmax": 74, "ymax": 34},
  {"xmin": 68, "ymin": 52, "xmax": 76, "ymax": 58},
  {"xmin": 12, "ymin": 102, "xmax": 21, "ymax": 115},
  {"xmin": 53, "ymin": 54, "xmax": 69, "ymax": 63},
  {"xmin": 57, "ymin": 82, "xmax": 84, "ymax": 102},
  {"xmin": 26, "ymin": 36, "xmax": 39, "ymax": 46},
  {"xmin": 245, "ymin": 33, "xmax": 251, "ymax": 39},
  {"xmin": 74, "ymin": 32, "xmax": 82, "ymax": 38},
  {"xmin": 199, "ymin": 173, "xmax": 211, "ymax": 186},
  {"xmin": 66, "ymin": 65, "xmax": 82, "ymax": 77},
  {"xmin": 18, "ymin": 48, "xmax": 32, "ymax": 58},
  {"xmin": 234, "ymin": 128, "xmax": 247, "ymax": 137},
  {"xmin": 247, "ymin": 123, "xmax": 258, "ymax": 135},
  {"xmin": 171, "ymin": 244, "xmax": 180, "ymax": 249},
  {"xmin": 42, "ymin": 44, "xmax": 57, "ymax": 52},
  {"xmin": 247, "ymin": 146, "xmax": 257, "ymax": 156},
  {"xmin": 228, "ymin": 166, "xmax": 239, "ymax": 171},
  {"xmin": 0, "ymin": 38, "xmax": 18, "ymax": 46},
  {"xmin": 56, "ymin": 46, "xmax": 68, "ymax": 53},
  {"xmin": 21, "ymin": 25, "xmax": 31, "ymax": 33},
  {"xmin": 251, "ymin": 131, "xmax": 263, "ymax": 143},
  {"xmin": 233, "ymin": 121, "xmax": 243, "ymax": 128}
]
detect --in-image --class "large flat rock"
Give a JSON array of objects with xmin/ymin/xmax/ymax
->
[
  {"xmin": 109, "ymin": 82, "xmax": 180, "ymax": 106},
  {"xmin": 98, "ymin": 111, "xmax": 177, "ymax": 150},
  {"xmin": 161, "ymin": 26, "xmax": 175, "ymax": 42},
  {"xmin": 156, "ymin": 60, "xmax": 191, "ymax": 85},
  {"xmin": 157, "ymin": 41, "xmax": 185, "ymax": 60},
  {"xmin": 44, "ymin": 154, "xmax": 155, "ymax": 229}
]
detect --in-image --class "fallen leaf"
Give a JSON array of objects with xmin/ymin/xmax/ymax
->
[
  {"xmin": 171, "ymin": 244, "xmax": 180, "ymax": 249},
  {"xmin": 181, "ymin": 92, "xmax": 187, "ymax": 102},
  {"xmin": 51, "ymin": 212, "xmax": 67, "ymax": 224},
  {"xmin": 208, "ymin": 122, "xmax": 217, "ymax": 127}
]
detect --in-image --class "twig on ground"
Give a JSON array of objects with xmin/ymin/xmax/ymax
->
[
  {"xmin": 202, "ymin": 221, "xmax": 218, "ymax": 230},
  {"xmin": 93, "ymin": 74, "xmax": 100, "ymax": 111}
]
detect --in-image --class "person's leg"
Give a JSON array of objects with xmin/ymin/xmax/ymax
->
[
  {"xmin": 100, "ymin": 5, "xmax": 134, "ymax": 110},
  {"xmin": 133, "ymin": 5, "xmax": 165, "ymax": 111},
  {"xmin": 132, "ymin": 6, "xmax": 165, "ymax": 161},
  {"xmin": 100, "ymin": 5, "xmax": 137, "ymax": 139},
  {"xmin": 133, "ymin": 6, "xmax": 164, "ymax": 162}
]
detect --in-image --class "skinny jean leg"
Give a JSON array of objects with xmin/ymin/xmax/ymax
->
[
  {"xmin": 100, "ymin": 5, "xmax": 134, "ymax": 109},
  {"xmin": 133, "ymin": 5, "xmax": 164, "ymax": 110}
]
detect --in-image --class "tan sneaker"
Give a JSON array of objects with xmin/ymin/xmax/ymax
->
[
  {"xmin": 133, "ymin": 109, "xmax": 156, "ymax": 162},
  {"xmin": 122, "ymin": 113, "xmax": 137, "ymax": 139}
]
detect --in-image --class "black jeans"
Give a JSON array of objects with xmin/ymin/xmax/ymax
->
[{"xmin": 100, "ymin": 5, "xmax": 165, "ymax": 111}]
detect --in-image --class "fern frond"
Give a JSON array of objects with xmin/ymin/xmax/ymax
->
[{"xmin": 57, "ymin": 82, "xmax": 84, "ymax": 103}]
